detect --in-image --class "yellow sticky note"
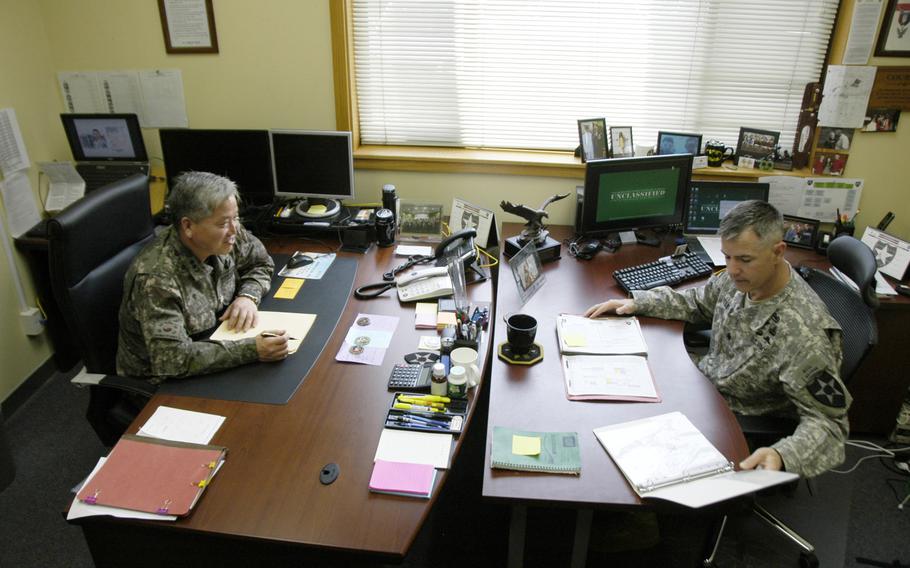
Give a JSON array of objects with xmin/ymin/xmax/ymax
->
[
  {"xmin": 307, "ymin": 204, "xmax": 328, "ymax": 214},
  {"xmin": 564, "ymin": 333, "xmax": 586, "ymax": 347},
  {"xmin": 415, "ymin": 302, "xmax": 437, "ymax": 314},
  {"xmin": 512, "ymin": 435, "xmax": 541, "ymax": 456},
  {"xmin": 273, "ymin": 278, "xmax": 304, "ymax": 299}
]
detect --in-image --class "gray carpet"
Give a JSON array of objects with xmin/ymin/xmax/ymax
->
[{"xmin": 1, "ymin": 368, "xmax": 908, "ymax": 567}]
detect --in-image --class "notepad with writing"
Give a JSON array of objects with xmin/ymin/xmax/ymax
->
[
  {"xmin": 594, "ymin": 412, "xmax": 797, "ymax": 508},
  {"xmin": 369, "ymin": 459, "xmax": 437, "ymax": 498},
  {"xmin": 491, "ymin": 427, "xmax": 581, "ymax": 474},
  {"xmin": 209, "ymin": 310, "xmax": 316, "ymax": 354},
  {"xmin": 75, "ymin": 434, "xmax": 226, "ymax": 516}
]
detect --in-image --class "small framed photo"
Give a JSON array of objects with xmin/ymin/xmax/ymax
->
[
  {"xmin": 398, "ymin": 203, "xmax": 443, "ymax": 240},
  {"xmin": 811, "ymin": 151, "xmax": 849, "ymax": 176},
  {"xmin": 736, "ymin": 127, "xmax": 780, "ymax": 160},
  {"xmin": 656, "ymin": 131, "xmax": 702, "ymax": 155},
  {"xmin": 782, "ymin": 215, "xmax": 819, "ymax": 249},
  {"xmin": 817, "ymin": 127, "xmax": 854, "ymax": 152},
  {"xmin": 875, "ymin": 0, "xmax": 910, "ymax": 57},
  {"xmin": 862, "ymin": 108, "xmax": 900, "ymax": 132},
  {"xmin": 609, "ymin": 127, "xmax": 634, "ymax": 158},
  {"xmin": 509, "ymin": 240, "xmax": 545, "ymax": 305},
  {"xmin": 578, "ymin": 118, "xmax": 608, "ymax": 163}
]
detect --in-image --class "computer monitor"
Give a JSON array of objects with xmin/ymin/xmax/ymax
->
[
  {"xmin": 684, "ymin": 181, "xmax": 770, "ymax": 234},
  {"xmin": 269, "ymin": 130, "xmax": 354, "ymax": 217},
  {"xmin": 577, "ymin": 154, "xmax": 692, "ymax": 238},
  {"xmin": 60, "ymin": 113, "xmax": 147, "ymax": 162},
  {"xmin": 159, "ymin": 129, "xmax": 275, "ymax": 206}
]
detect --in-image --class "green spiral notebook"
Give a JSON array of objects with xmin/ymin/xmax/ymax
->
[{"xmin": 491, "ymin": 426, "xmax": 581, "ymax": 475}]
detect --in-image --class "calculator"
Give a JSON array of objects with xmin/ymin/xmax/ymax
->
[{"xmin": 387, "ymin": 363, "xmax": 433, "ymax": 390}]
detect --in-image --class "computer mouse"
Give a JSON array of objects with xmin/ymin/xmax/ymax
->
[
  {"xmin": 287, "ymin": 255, "xmax": 314, "ymax": 269},
  {"xmin": 581, "ymin": 241, "xmax": 602, "ymax": 256}
]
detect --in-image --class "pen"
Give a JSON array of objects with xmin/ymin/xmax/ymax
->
[
  {"xmin": 392, "ymin": 414, "xmax": 450, "ymax": 427},
  {"xmin": 261, "ymin": 332, "xmax": 300, "ymax": 341},
  {"xmin": 390, "ymin": 416, "xmax": 450, "ymax": 430}
]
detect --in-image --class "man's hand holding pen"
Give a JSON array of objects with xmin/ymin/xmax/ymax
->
[{"xmin": 256, "ymin": 330, "xmax": 290, "ymax": 361}]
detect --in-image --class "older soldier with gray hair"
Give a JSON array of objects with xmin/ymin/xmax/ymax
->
[
  {"xmin": 117, "ymin": 171, "xmax": 289, "ymax": 383},
  {"xmin": 585, "ymin": 200, "xmax": 849, "ymax": 477}
]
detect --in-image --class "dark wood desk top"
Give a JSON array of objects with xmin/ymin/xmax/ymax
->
[
  {"xmin": 107, "ymin": 237, "xmax": 493, "ymax": 558},
  {"xmin": 483, "ymin": 224, "xmax": 749, "ymax": 508}
]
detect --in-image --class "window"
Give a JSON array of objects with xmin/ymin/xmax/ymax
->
[{"xmin": 350, "ymin": 0, "xmax": 838, "ymax": 154}]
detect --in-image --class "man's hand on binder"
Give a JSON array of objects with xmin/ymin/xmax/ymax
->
[
  {"xmin": 739, "ymin": 447, "xmax": 783, "ymax": 472},
  {"xmin": 584, "ymin": 299, "xmax": 637, "ymax": 319}
]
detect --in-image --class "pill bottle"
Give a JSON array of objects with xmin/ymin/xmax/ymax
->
[
  {"xmin": 447, "ymin": 365, "xmax": 468, "ymax": 399},
  {"xmin": 431, "ymin": 363, "xmax": 447, "ymax": 396}
]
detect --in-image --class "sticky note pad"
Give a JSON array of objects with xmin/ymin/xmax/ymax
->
[
  {"xmin": 563, "ymin": 333, "xmax": 586, "ymax": 347},
  {"xmin": 512, "ymin": 435, "xmax": 541, "ymax": 456},
  {"xmin": 437, "ymin": 311, "xmax": 457, "ymax": 329},
  {"xmin": 274, "ymin": 278, "xmax": 304, "ymax": 299},
  {"xmin": 415, "ymin": 302, "xmax": 437, "ymax": 329}
]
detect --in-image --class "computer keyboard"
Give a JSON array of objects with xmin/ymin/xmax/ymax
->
[{"xmin": 613, "ymin": 251, "xmax": 713, "ymax": 292}]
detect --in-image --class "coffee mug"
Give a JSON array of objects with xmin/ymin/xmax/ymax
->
[
  {"xmin": 505, "ymin": 313, "xmax": 537, "ymax": 355},
  {"xmin": 704, "ymin": 140, "xmax": 734, "ymax": 167},
  {"xmin": 450, "ymin": 347, "xmax": 480, "ymax": 388}
]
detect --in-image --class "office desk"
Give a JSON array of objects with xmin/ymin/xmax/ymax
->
[
  {"xmin": 483, "ymin": 224, "xmax": 749, "ymax": 567},
  {"xmin": 73, "ymin": 237, "xmax": 493, "ymax": 567}
]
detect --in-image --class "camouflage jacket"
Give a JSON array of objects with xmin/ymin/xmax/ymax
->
[
  {"xmin": 116, "ymin": 225, "xmax": 274, "ymax": 383},
  {"xmin": 632, "ymin": 265, "xmax": 850, "ymax": 477}
]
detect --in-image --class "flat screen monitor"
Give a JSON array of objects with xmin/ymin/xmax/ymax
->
[
  {"xmin": 159, "ymin": 129, "xmax": 275, "ymax": 206},
  {"xmin": 60, "ymin": 113, "xmax": 147, "ymax": 162},
  {"xmin": 684, "ymin": 181, "xmax": 770, "ymax": 234},
  {"xmin": 579, "ymin": 154, "xmax": 692, "ymax": 237},
  {"xmin": 269, "ymin": 130, "xmax": 354, "ymax": 201}
]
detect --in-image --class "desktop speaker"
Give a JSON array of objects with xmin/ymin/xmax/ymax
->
[{"xmin": 574, "ymin": 184, "xmax": 585, "ymax": 235}]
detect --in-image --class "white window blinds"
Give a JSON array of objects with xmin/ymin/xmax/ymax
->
[{"xmin": 352, "ymin": 0, "xmax": 838, "ymax": 152}]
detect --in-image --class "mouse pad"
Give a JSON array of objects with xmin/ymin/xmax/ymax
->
[{"xmin": 158, "ymin": 254, "xmax": 357, "ymax": 404}]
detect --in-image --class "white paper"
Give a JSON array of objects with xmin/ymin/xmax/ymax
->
[
  {"xmin": 138, "ymin": 69, "xmax": 188, "ymax": 128},
  {"xmin": 696, "ymin": 236, "xmax": 725, "ymax": 267},
  {"xmin": 396, "ymin": 245, "xmax": 433, "ymax": 257},
  {"xmin": 647, "ymin": 468, "xmax": 798, "ymax": 509},
  {"xmin": 97, "ymin": 71, "xmax": 146, "ymax": 124},
  {"xmin": 163, "ymin": 0, "xmax": 213, "ymax": 48},
  {"xmin": 209, "ymin": 311, "xmax": 317, "ymax": 354},
  {"xmin": 874, "ymin": 272, "xmax": 898, "ymax": 296},
  {"xmin": 799, "ymin": 178, "xmax": 863, "ymax": 222},
  {"xmin": 38, "ymin": 161, "xmax": 86, "ymax": 213},
  {"xmin": 557, "ymin": 315, "xmax": 648, "ymax": 355},
  {"xmin": 57, "ymin": 72, "xmax": 104, "ymax": 113},
  {"xmin": 818, "ymin": 65, "xmax": 876, "ymax": 127},
  {"xmin": 343, "ymin": 328, "xmax": 393, "ymax": 350},
  {"xmin": 562, "ymin": 355, "xmax": 658, "ymax": 399},
  {"xmin": 761, "ymin": 175, "xmax": 805, "ymax": 217},
  {"xmin": 0, "ymin": 172, "xmax": 41, "ymax": 238},
  {"xmin": 137, "ymin": 406, "xmax": 225, "ymax": 445},
  {"xmin": 67, "ymin": 458, "xmax": 179, "ymax": 521},
  {"xmin": 843, "ymin": 0, "xmax": 884, "ymax": 65},
  {"xmin": 374, "ymin": 428, "xmax": 452, "ymax": 469},
  {"xmin": 0, "ymin": 108, "xmax": 31, "ymax": 176},
  {"xmin": 861, "ymin": 227, "xmax": 910, "ymax": 281}
]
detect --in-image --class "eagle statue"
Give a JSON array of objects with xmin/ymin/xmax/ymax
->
[{"xmin": 500, "ymin": 193, "xmax": 569, "ymax": 245}]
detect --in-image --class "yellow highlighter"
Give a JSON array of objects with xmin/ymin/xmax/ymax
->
[
  {"xmin": 406, "ymin": 394, "xmax": 451, "ymax": 403},
  {"xmin": 398, "ymin": 396, "xmax": 444, "ymax": 408},
  {"xmin": 393, "ymin": 402, "xmax": 443, "ymax": 413}
]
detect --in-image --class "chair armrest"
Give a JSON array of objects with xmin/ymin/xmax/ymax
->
[{"xmin": 71, "ymin": 368, "xmax": 157, "ymax": 398}]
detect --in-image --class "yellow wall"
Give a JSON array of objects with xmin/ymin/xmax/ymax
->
[{"xmin": 0, "ymin": 0, "xmax": 907, "ymax": 403}]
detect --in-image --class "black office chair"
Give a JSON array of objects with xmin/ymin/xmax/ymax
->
[{"xmin": 47, "ymin": 174, "xmax": 158, "ymax": 446}]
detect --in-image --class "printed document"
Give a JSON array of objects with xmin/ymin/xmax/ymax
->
[
  {"xmin": 38, "ymin": 161, "xmax": 86, "ymax": 213},
  {"xmin": 556, "ymin": 315, "xmax": 647, "ymax": 355},
  {"xmin": 562, "ymin": 355, "xmax": 659, "ymax": 402}
]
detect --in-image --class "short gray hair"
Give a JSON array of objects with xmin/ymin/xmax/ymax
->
[
  {"xmin": 719, "ymin": 200, "xmax": 784, "ymax": 245},
  {"xmin": 166, "ymin": 171, "xmax": 240, "ymax": 224}
]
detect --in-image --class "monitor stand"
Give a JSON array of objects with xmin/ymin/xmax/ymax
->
[
  {"xmin": 618, "ymin": 230, "xmax": 638, "ymax": 245},
  {"xmin": 295, "ymin": 197, "xmax": 341, "ymax": 219}
]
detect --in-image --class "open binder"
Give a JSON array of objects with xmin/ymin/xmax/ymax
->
[{"xmin": 76, "ymin": 434, "xmax": 226, "ymax": 516}]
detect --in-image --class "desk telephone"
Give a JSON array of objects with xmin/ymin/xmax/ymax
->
[{"xmin": 354, "ymin": 229, "xmax": 477, "ymax": 300}]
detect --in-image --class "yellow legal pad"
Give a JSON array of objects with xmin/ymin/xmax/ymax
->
[
  {"xmin": 274, "ymin": 278, "xmax": 304, "ymax": 299},
  {"xmin": 511, "ymin": 435, "xmax": 541, "ymax": 456}
]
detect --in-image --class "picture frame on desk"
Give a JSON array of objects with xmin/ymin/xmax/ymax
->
[
  {"xmin": 398, "ymin": 202, "xmax": 443, "ymax": 241},
  {"xmin": 157, "ymin": 0, "xmax": 219, "ymax": 54},
  {"xmin": 609, "ymin": 126, "xmax": 634, "ymax": 158},
  {"xmin": 509, "ymin": 240, "xmax": 545, "ymax": 305},
  {"xmin": 782, "ymin": 215, "xmax": 819, "ymax": 249},
  {"xmin": 577, "ymin": 118, "xmax": 608, "ymax": 163},
  {"xmin": 736, "ymin": 127, "xmax": 779, "ymax": 161},
  {"xmin": 875, "ymin": 0, "xmax": 910, "ymax": 57}
]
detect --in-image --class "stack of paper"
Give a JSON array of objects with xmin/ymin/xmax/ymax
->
[
  {"xmin": 414, "ymin": 302, "xmax": 437, "ymax": 329},
  {"xmin": 369, "ymin": 460, "xmax": 437, "ymax": 498}
]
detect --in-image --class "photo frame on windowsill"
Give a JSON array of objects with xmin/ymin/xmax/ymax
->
[
  {"xmin": 578, "ymin": 118, "xmax": 608, "ymax": 163},
  {"xmin": 736, "ymin": 127, "xmax": 780, "ymax": 160},
  {"xmin": 782, "ymin": 215, "xmax": 819, "ymax": 249},
  {"xmin": 656, "ymin": 131, "xmax": 702, "ymax": 156},
  {"xmin": 609, "ymin": 127, "xmax": 634, "ymax": 158},
  {"xmin": 158, "ymin": 0, "xmax": 219, "ymax": 54}
]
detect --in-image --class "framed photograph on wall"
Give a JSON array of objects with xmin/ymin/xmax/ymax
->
[
  {"xmin": 875, "ymin": 0, "xmax": 910, "ymax": 57},
  {"xmin": 782, "ymin": 215, "xmax": 820, "ymax": 249},
  {"xmin": 736, "ymin": 127, "xmax": 780, "ymax": 160},
  {"xmin": 817, "ymin": 127, "xmax": 854, "ymax": 151},
  {"xmin": 656, "ymin": 131, "xmax": 702, "ymax": 155},
  {"xmin": 609, "ymin": 127, "xmax": 634, "ymax": 158},
  {"xmin": 578, "ymin": 118, "xmax": 608, "ymax": 163},
  {"xmin": 158, "ymin": 0, "xmax": 219, "ymax": 54}
]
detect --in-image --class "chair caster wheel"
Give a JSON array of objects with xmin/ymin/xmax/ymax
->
[{"xmin": 799, "ymin": 551, "xmax": 819, "ymax": 568}]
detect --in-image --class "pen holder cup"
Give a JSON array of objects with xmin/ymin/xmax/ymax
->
[
  {"xmin": 453, "ymin": 337, "xmax": 479, "ymax": 351},
  {"xmin": 505, "ymin": 313, "xmax": 537, "ymax": 355}
]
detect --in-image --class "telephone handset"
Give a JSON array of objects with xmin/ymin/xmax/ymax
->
[
  {"xmin": 396, "ymin": 266, "xmax": 453, "ymax": 302},
  {"xmin": 433, "ymin": 228, "xmax": 477, "ymax": 267}
]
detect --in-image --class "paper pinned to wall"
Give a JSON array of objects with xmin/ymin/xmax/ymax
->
[
  {"xmin": 0, "ymin": 172, "xmax": 41, "ymax": 238},
  {"xmin": 842, "ymin": 0, "xmax": 883, "ymax": 65},
  {"xmin": 138, "ymin": 69, "xmax": 188, "ymax": 128},
  {"xmin": 819, "ymin": 65, "xmax": 876, "ymax": 127},
  {"xmin": 761, "ymin": 176, "xmax": 863, "ymax": 222},
  {"xmin": 97, "ymin": 71, "xmax": 146, "ymax": 122},
  {"xmin": 58, "ymin": 72, "xmax": 105, "ymax": 113},
  {"xmin": 57, "ymin": 69, "xmax": 187, "ymax": 127},
  {"xmin": 0, "ymin": 108, "xmax": 31, "ymax": 176}
]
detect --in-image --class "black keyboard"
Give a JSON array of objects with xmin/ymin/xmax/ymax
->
[
  {"xmin": 77, "ymin": 164, "xmax": 148, "ymax": 192},
  {"xmin": 613, "ymin": 252, "xmax": 713, "ymax": 292}
]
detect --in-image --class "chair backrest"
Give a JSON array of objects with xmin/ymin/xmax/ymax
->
[
  {"xmin": 801, "ymin": 236, "xmax": 878, "ymax": 383},
  {"xmin": 47, "ymin": 174, "xmax": 156, "ymax": 374}
]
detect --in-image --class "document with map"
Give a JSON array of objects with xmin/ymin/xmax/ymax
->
[{"xmin": 594, "ymin": 412, "xmax": 797, "ymax": 508}]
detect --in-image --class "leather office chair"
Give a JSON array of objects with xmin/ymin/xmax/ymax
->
[
  {"xmin": 703, "ymin": 235, "xmax": 879, "ymax": 568},
  {"xmin": 47, "ymin": 174, "xmax": 158, "ymax": 446}
]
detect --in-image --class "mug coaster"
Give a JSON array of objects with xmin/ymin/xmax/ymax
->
[{"xmin": 497, "ymin": 342, "xmax": 543, "ymax": 366}]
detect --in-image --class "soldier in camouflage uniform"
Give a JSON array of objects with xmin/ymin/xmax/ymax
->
[
  {"xmin": 117, "ymin": 172, "xmax": 289, "ymax": 384},
  {"xmin": 586, "ymin": 201, "xmax": 849, "ymax": 477}
]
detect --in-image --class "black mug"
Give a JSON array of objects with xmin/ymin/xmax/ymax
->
[
  {"xmin": 704, "ymin": 140, "xmax": 734, "ymax": 167},
  {"xmin": 375, "ymin": 208, "xmax": 396, "ymax": 247},
  {"xmin": 505, "ymin": 313, "xmax": 537, "ymax": 355}
]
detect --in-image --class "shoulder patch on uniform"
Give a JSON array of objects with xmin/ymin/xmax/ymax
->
[{"xmin": 807, "ymin": 371, "xmax": 847, "ymax": 408}]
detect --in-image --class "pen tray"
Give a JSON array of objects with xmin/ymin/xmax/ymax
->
[{"xmin": 384, "ymin": 392, "xmax": 469, "ymax": 435}]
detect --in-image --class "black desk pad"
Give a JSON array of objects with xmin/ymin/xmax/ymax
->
[{"xmin": 158, "ymin": 254, "xmax": 357, "ymax": 404}]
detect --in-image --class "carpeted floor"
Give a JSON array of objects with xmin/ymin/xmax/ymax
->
[{"xmin": 1, "ymin": 369, "xmax": 908, "ymax": 568}]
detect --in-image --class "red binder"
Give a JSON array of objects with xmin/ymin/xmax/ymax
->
[{"xmin": 76, "ymin": 434, "xmax": 226, "ymax": 516}]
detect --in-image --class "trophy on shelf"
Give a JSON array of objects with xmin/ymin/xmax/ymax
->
[{"xmin": 500, "ymin": 193, "xmax": 569, "ymax": 263}]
